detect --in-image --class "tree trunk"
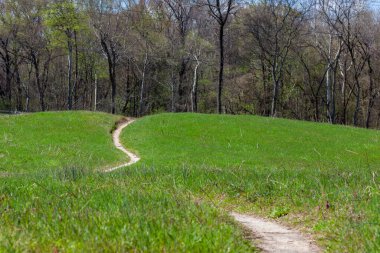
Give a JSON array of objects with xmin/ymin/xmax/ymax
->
[
  {"xmin": 122, "ymin": 60, "xmax": 130, "ymax": 114},
  {"xmin": 270, "ymin": 53, "xmax": 280, "ymax": 117},
  {"xmin": 326, "ymin": 65, "xmax": 332, "ymax": 122},
  {"xmin": 93, "ymin": 73, "xmax": 97, "ymax": 111},
  {"xmin": 341, "ymin": 63, "xmax": 347, "ymax": 125},
  {"xmin": 178, "ymin": 58, "xmax": 187, "ymax": 111},
  {"xmin": 74, "ymin": 31, "xmax": 79, "ymax": 109},
  {"xmin": 14, "ymin": 62, "xmax": 23, "ymax": 112},
  {"xmin": 217, "ymin": 24, "xmax": 225, "ymax": 114},
  {"xmin": 315, "ymin": 97, "xmax": 319, "ymax": 122},
  {"xmin": 139, "ymin": 52, "xmax": 148, "ymax": 116},
  {"xmin": 366, "ymin": 57, "xmax": 375, "ymax": 128},
  {"xmin": 348, "ymin": 48, "xmax": 362, "ymax": 127},
  {"xmin": 191, "ymin": 56, "xmax": 200, "ymax": 112},
  {"xmin": 326, "ymin": 35, "xmax": 333, "ymax": 123},
  {"xmin": 25, "ymin": 63, "xmax": 33, "ymax": 112},
  {"xmin": 271, "ymin": 78, "xmax": 280, "ymax": 117},
  {"xmin": 353, "ymin": 76, "xmax": 361, "ymax": 126},
  {"xmin": 32, "ymin": 53, "xmax": 46, "ymax": 111},
  {"xmin": 331, "ymin": 64, "xmax": 337, "ymax": 123},
  {"xmin": 4, "ymin": 50, "xmax": 12, "ymax": 110},
  {"xmin": 100, "ymin": 37, "xmax": 117, "ymax": 114},
  {"xmin": 260, "ymin": 57, "xmax": 268, "ymax": 115},
  {"xmin": 67, "ymin": 36, "xmax": 74, "ymax": 110},
  {"xmin": 110, "ymin": 62, "xmax": 116, "ymax": 114},
  {"xmin": 171, "ymin": 71, "xmax": 176, "ymax": 112}
]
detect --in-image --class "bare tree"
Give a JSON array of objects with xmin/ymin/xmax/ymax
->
[
  {"xmin": 243, "ymin": 0, "xmax": 306, "ymax": 116},
  {"xmin": 205, "ymin": 0, "xmax": 235, "ymax": 114},
  {"xmin": 313, "ymin": 0, "xmax": 346, "ymax": 123},
  {"xmin": 0, "ymin": 1, "xmax": 15, "ymax": 110},
  {"xmin": 16, "ymin": 0, "xmax": 52, "ymax": 111},
  {"xmin": 187, "ymin": 31, "xmax": 212, "ymax": 112},
  {"xmin": 356, "ymin": 10, "xmax": 380, "ymax": 128},
  {"xmin": 1, "ymin": 0, "xmax": 380, "ymax": 129},
  {"xmin": 162, "ymin": 0, "xmax": 195, "ymax": 111},
  {"xmin": 321, "ymin": 0, "xmax": 369, "ymax": 126},
  {"xmin": 90, "ymin": 1, "xmax": 128, "ymax": 114}
]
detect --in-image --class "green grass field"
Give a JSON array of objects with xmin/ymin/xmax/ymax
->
[
  {"xmin": 0, "ymin": 112, "xmax": 126, "ymax": 173},
  {"xmin": 0, "ymin": 112, "xmax": 252, "ymax": 252},
  {"xmin": 0, "ymin": 112, "xmax": 379, "ymax": 252},
  {"xmin": 121, "ymin": 113, "xmax": 380, "ymax": 252}
]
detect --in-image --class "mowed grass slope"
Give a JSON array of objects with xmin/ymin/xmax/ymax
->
[
  {"xmin": 0, "ymin": 111, "xmax": 126, "ymax": 172},
  {"xmin": 1, "ymin": 112, "xmax": 379, "ymax": 252},
  {"xmin": 0, "ymin": 112, "xmax": 253, "ymax": 252},
  {"xmin": 122, "ymin": 113, "xmax": 380, "ymax": 169},
  {"xmin": 121, "ymin": 113, "xmax": 380, "ymax": 252}
]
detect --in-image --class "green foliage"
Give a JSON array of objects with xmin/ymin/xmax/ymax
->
[
  {"xmin": 45, "ymin": 1, "xmax": 81, "ymax": 32},
  {"xmin": 43, "ymin": 1, "xmax": 87, "ymax": 48},
  {"xmin": 186, "ymin": 31, "xmax": 214, "ymax": 52},
  {"xmin": 270, "ymin": 206, "xmax": 290, "ymax": 218}
]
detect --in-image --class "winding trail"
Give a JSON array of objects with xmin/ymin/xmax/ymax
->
[
  {"xmin": 104, "ymin": 119, "xmax": 140, "ymax": 173},
  {"xmin": 108, "ymin": 118, "xmax": 321, "ymax": 253}
]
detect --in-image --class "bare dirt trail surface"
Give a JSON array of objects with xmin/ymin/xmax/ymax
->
[
  {"xmin": 104, "ymin": 118, "xmax": 140, "ymax": 173},
  {"xmin": 231, "ymin": 212, "xmax": 321, "ymax": 253},
  {"xmin": 107, "ymin": 118, "xmax": 321, "ymax": 253}
]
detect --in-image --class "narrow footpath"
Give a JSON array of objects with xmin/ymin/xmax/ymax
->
[{"xmin": 104, "ymin": 119, "xmax": 140, "ymax": 173}]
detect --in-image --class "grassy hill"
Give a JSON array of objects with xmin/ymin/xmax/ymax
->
[
  {"xmin": 121, "ymin": 113, "xmax": 380, "ymax": 169},
  {"xmin": 121, "ymin": 113, "xmax": 380, "ymax": 252},
  {"xmin": 0, "ymin": 112, "xmax": 379, "ymax": 252},
  {"xmin": 0, "ymin": 112, "xmax": 252, "ymax": 252},
  {"xmin": 0, "ymin": 111, "xmax": 126, "ymax": 173}
]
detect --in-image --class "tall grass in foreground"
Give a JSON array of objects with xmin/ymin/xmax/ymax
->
[
  {"xmin": 3, "ymin": 164, "xmax": 377, "ymax": 252},
  {"xmin": 0, "ymin": 168, "xmax": 253, "ymax": 252}
]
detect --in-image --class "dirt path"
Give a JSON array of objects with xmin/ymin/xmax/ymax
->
[
  {"xmin": 104, "ymin": 119, "xmax": 140, "ymax": 173},
  {"xmin": 231, "ymin": 212, "xmax": 321, "ymax": 253},
  {"xmin": 108, "ymin": 118, "xmax": 321, "ymax": 253}
]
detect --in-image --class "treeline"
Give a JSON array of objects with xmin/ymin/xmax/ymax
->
[{"xmin": 1, "ymin": 0, "xmax": 380, "ymax": 128}]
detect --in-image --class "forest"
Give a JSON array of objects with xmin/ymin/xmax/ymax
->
[{"xmin": 1, "ymin": 0, "xmax": 380, "ymax": 128}]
